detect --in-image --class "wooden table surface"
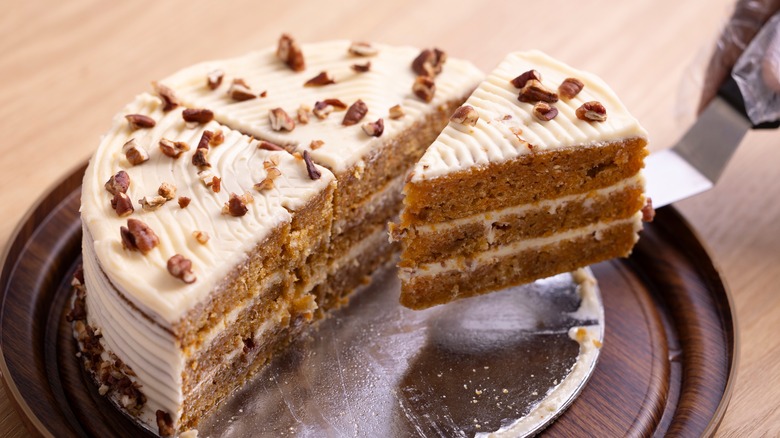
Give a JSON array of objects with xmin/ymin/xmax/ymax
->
[{"xmin": 1, "ymin": 1, "xmax": 778, "ymax": 436}]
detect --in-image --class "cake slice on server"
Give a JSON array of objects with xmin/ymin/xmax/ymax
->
[{"xmin": 392, "ymin": 50, "xmax": 651, "ymax": 309}]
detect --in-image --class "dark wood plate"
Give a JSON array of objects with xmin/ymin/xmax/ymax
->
[{"xmin": 0, "ymin": 163, "xmax": 736, "ymax": 437}]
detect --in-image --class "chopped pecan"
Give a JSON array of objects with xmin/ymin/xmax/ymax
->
[
  {"xmin": 125, "ymin": 114, "xmax": 156, "ymax": 130},
  {"xmin": 167, "ymin": 254, "xmax": 196, "ymax": 284},
  {"xmin": 277, "ymin": 33, "xmax": 305, "ymax": 72},
  {"xmin": 111, "ymin": 192, "xmax": 134, "ymax": 217},
  {"xmin": 123, "ymin": 139, "xmax": 149, "ymax": 166},
  {"xmin": 156, "ymin": 410, "xmax": 174, "ymax": 437},
  {"xmin": 196, "ymin": 130, "xmax": 214, "ymax": 150},
  {"xmin": 576, "ymin": 101, "xmax": 607, "ymax": 122},
  {"xmin": 558, "ymin": 77, "xmax": 585, "ymax": 100},
  {"xmin": 309, "ymin": 139, "xmax": 324, "ymax": 150},
  {"xmin": 263, "ymin": 155, "xmax": 281, "ymax": 168},
  {"xmin": 412, "ymin": 48, "xmax": 447, "ymax": 77},
  {"xmin": 266, "ymin": 167, "xmax": 282, "ymax": 179},
  {"xmin": 138, "ymin": 195, "xmax": 167, "ymax": 211},
  {"xmin": 153, "ymin": 83, "xmax": 179, "ymax": 112},
  {"xmin": 351, "ymin": 62, "xmax": 371, "ymax": 72},
  {"xmin": 304, "ymin": 71, "xmax": 335, "ymax": 87},
  {"xmin": 269, "ymin": 108, "xmax": 295, "ymax": 131},
  {"xmin": 122, "ymin": 218, "xmax": 159, "ymax": 254},
  {"xmin": 207, "ymin": 69, "xmax": 224, "ymax": 90},
  {"xmin": 388, "ymin": 104, "xmax": 405, "ymax": 119},
  {"xmin": 211, "ymin": 129, "xmax": 224, "ymax": 146},
  {"xmin": 343, "ymin": 99, "xmax": 368, "ymax": 126},
  {"xmin": 259, "ymin": 90, "xmax": 268, "ymax": 97},
  {"xmin": 532, "ymin": 102, "xmax": 559, "ymax": 121},
  {"xmin": 159, "ymin": 138, "xmax": 190, "ymax": 158},
  {"xmin": 191, "ymin": 148, "xmax": 210, "ymax": 168},
  {"xmin": 192, "ymin": 230, "xmax": 209, "ymax": 244},
  {"xmin": 211, "ymin": 176, "xmax": 221, "ymax": 193},
  {"xmin": 303, "ymin": 150, "xmax": 321, "ymax": 180},
  {"xmin": 348, "ymin": 41, "xmax": 379, "ymax": 56},
  {"xmin": 297, "ymin": 105, "xmax": 311, "ymax": 124},
  {"xmin": 182, "ymin": 108, "xmax": 214, "ymax": 124},
  {"xmin": 258, "ymin": 140, "xmax": 284, "ymax": 151},
  {"xmin": 412, "ymin": 76, "xmax": 436, "ymax": 102},
  {"xmin": 178, "ymin": 196, "xmax": 191, "ymax": 208},
  {"xmin": 105, "ymin": 170, "xmax": 130, "ymax": 195},
  {"xmin": 322, "ymin": 98, "xmax": 347, "ymax": 110},
  {"xmin": 362, "ymin": 118, "xmax": 384, "ymax": 137},
  {"xmin": 510, "ymin": 69, "xmax": 542, "ymax": 89},
  {"xmin": 227, "ymin": 78, "xmax": 255, "ymax": 101},
  {"xmin": 641, "ymin": 198, "xmax": 655, "ymax": 222},
  {"xmin": 313, "ymin": 101, "xmax": 333, "ymax": 119},
  {"xmin": 450, "ymin": 105, "xmax": 479, "ymax": 126},
  {"xmin": 158, "ymin": 182, "xmax": 176, "ymax": 200},
  {"xmin": 254, "ymin": 178, "xmax": 274, "ymax": 191},
  {"xmin": 223, "ymin": 192, "xmax": 252, "ymax": 217},
  {"xmin": 517, "ymin": 80, "xmax": 558, "ymax": 104},
  {"xmin": 198, "ymin": 169, "xmax": 216, "ymax": 187}
]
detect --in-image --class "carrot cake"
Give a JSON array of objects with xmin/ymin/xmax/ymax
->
[
  {"xmin": 392, "ymin": 50, "xmax": 650, "ymax": 309},
  {"xmin": 70, "ymin": 36, "xmax": 482, "ymax": 436}
]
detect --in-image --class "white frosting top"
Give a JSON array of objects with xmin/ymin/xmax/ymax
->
[
  {"xmin": 412, "ymin": 50, "xmax": 648, "ymax": 182},
  {"xmin": 160, "ymin": 40, "xmax": 484, "ymax": 174},
  {"xmin": 81, "ymin": 93, "xmax": 335, "ymax": 325}
]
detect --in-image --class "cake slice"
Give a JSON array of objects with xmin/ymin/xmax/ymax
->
[{"xmin": 392, "ymin": 50, "xmax": 650, "ymax": 309}]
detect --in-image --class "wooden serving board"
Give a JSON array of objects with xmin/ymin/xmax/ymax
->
[{"xmin": 0, "ymin": 164, "xmax": 736, "ymax": 437}]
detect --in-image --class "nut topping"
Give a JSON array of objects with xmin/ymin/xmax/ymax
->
[
  {"xmin": 182, "ymin": 108, "xmax": 214, "ymax": 124},
  {"xmin": 207, "ymin": 69, "xmax": 224, "ymax": 90},
  {"xmin": 309, "ymin": 139, "xmax": 324, "ymax": 150},
  {"xmin": 322, "ymin": 98, "xmax": 348, "ymax": 110},
  {"xmin": 558, "ymin": 77, "xmax": 585, "ymax": 100},
  {"xmin": 450, "ymin": 105, "xmax": 479, "ymax": 126},
  {"xmin": 362, "ymin": 118, "xmax": 384, "ymax": 137},
  {"xmin": 412, "ymin": 48, "xmax": 447, "ymax": 77},
  {"xmin": 342, "ymin": 99, "xmax": 368, "ymax": 126},
  {"xmin": 153, "ymin": 83, "xmax": 179, "ymax": 112},
  {"xmin": 211, "ymin": 176, "xmax": 221, "ymax": 193},
  {"xmin": 223, "ymin": 192, "xmax": 252, "ymax": 217},
  {"xmin": 122, "ymin": 218, "xmax": 159, "ymax": 254},
  {"xmin": 158, "ymin": 182, "xmax": 176, "ymax": 200},
  {"xmin": 641, "ymin": 198, "xmax": 655, "ymax": 222},
  {"xmin": 313, "ymin": 101, "xmax": 333, "ymax": 119},
  {"xmin": 125, "ymin": 114, "xmax": 156, "ymax": 130},
  {"xmin": 227, "ymin": 78, "xmax": 256, "ymax": 101},
  {"xmin": 138, "ymin": 195, "xmax": 167, "ymax": 211},
  {"xmin": 412, "ymin": 76, "xmax": 436, "ymax": 102},
  {"xmin": 258, "ymin": 140, "xmax": 284, "ymax": 151},
  {"xmin": 123, "ymin": 139, "xmax": 149, "ymax": 166},
  {"xmin": 351, "ymin": 62, "xmax": 371, "ymax": 73},
  {"xmin": 348, "ymin": 41, "xmax": 379, "ymax": 57},
  {"xmin": 198, "ymin": 169, "xmax": 216, "ymax": 187},
  {"xmin": 196, "ymin": 130, "xmax": 215, "ymax": 150},
  {"xmin": 211, "ymin": 129, "xmax": 224, "ymax": 146},
  {"xmin": 156, "ymin": 410, "xmax": 175, "ymax": 437},
  {"xmin": 159, "ymin": 138, "xmax": 190, "ymax": 158},
  {"xmin": 191, "ymin": 148, "xmax": 210, "ymax": 169},
  {"xmin": 297, "ymin": 105, "xmax": 311, "ymax": 124},
  {"xmin": 167, "ymin": 254, "xmax": 196, "ymax": 284},
  {"xmin": 111, "ymin": 192, "xmax": 134, "ymax": 217},
  {"xmin": 576, "ymin": 101, "xmax": 607, "ymax": 122},
  {"xmin": 517, "ymin": 80, "xmax": 559, "ymax": 104},
  {"xmin": 388, "ymin": 104, "xmax": 405, "ymax": 119},
  {"xmin": 178, "ymin": 197, "xmax": 191, "ymax": 208},
  {"xmin": 105, "ymin": 170, "xmax": 130, "ymax": 195},
  {"xmin": 269, "ymin": 108, "xmax": 295, "ymax": 131},
  {"xmin": 510, "ymin": 69, "xmax": 542, "ymax": 89},
  {"xmin": 532, "ymin": 102, "xmax": 559, "ymax": 121},
  {"xmin": 304, "ymin": 71, "xmax": 335, "ymax": 87},
  {"xmin": 192, "ymin": 230, "xmax": 209, "ymax": 244},
  {"xmin": 303, "ymin": 150, "xmax": 321, "ymax": 180},
  {"xmin": 254, "ymin": 167, "xmax": 281, "ymax": 192},
  {"xmin": 277, "ymin": 33, "xmax": 305, "ymax": 72}
]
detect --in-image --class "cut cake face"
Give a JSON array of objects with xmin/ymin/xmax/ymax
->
[{"xmin": 394, "ymin": 50, "xmax": 650, "ymax": 309}]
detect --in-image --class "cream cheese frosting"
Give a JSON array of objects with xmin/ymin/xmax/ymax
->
[
  {"xmin": 159, "ymin": 40, "xmax": 484, "ymax": 174},
  {"xmin": 412, "ymin": 50, "xmax": 648, "ymax": 182}
]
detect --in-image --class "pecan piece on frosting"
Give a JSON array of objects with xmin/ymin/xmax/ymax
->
[
  {"xmin": 158, "ymin": 182, "xmax": 176, "ymax": 200},
  {"xmin": 122, "ymin": 139, "xmax": 149, "ymax": 166},
  {"xmin": 223, "ymin": 192, "xmax": 253, "ymax": 217},
  {"xmin": 138, "ymin": 195, "xmax": 167, "ymax": 211},
  {"xmin": 517, "ymin": 80, "xmax": 559, "ymax": 104},
  {"xmin": 450, "ymin": 105, "xmax": 479, "ymax": 126},
  {"xmin": 576, "ymin": 101, "xmax": 607, "ymax": 122},
  {"xmin": 153, "ymin": 83, "xmax": 179, "ymax": 112},
  {"xmin": 192, "ymin": 230, "xmax": 209, "ymax": 244},
  {"xmin": 412, "ymin": 76, "xmax": 436, "ymax": 102},
  {"xmin": 309, "ymin": 139, "xmax": 324, "ymax": 150},
  {"xmin": 351, "ymin": 62, "xmax": 371, "ymax": 73},
  {"xmin": 182, "ymin": 108, "xmax": 214, "ymax": 124},
  {"xmin": 121, "ymin": 218, "xmax": 159, "ymax": 254},
  {"xmin": 191, "ymin": 148, "xmax": 211, "ymax": 169},
  {"xmin": 558, "ymin": 77, "xmax": 585, "ymax": 100},
  {"xmin": 167, "ymin": 254, "xmax": 196, "ymax": 284},
  {"xmin": 304, "ymin": 71, "xmax": 335, "ymax": 87},
  {"xmin": 313, "ymin": 101, "xmax": 333, "ymax": 119},
  {"xmin": 362, "ymin": 118, "xmax": 384, "ymax": 137},
  {"xmin": 207, "ymin": 69, "xmax": 224, "ymax": 90},
  {"xmin": 277, "ymin": 33, "xmax": 305, "ymax": 72},
  {"xmin": 156, "ymin": 410, "xmax": 175, "ymax": 437},
  {"xmin": 412, "ymin": 48, "xmax": 447, "ymax": 77},
  {"xmin": 510, "ymin": 69, "xmax": 542, "ymax": 89},
  {"xmin": 227, "ymin": 78, "xmax": 256, "ymax": 101},
  {"xmin": 269, "ymin": 108, "xmax": 295, "ymax": 131},
  {"xmin": 533, "ymin": 102, "xmax": 559, "ymax": 121},
  {"xmin": 322, "ymin": 98, "xmax": 348, "ymax": 110},
  {"xmin": 388, "ymin": 104, "xmax": 405, "ymax": 120},
  {"xmin": 196, "ymin": 130, "xmax": 214, "ymax": 151},
  {"xmin": 125, "ymin": 114, "xmax": 156, "ymax": 130},
  {"xmin": 258, "ymin": 140, "xmax": 285, "ymax": 151},
  {"xmin": 178, "ymin": 196, "xmax": 191, "ymax": 208},
  {"xmin": 297, "ymin": 105, "xmax": 311, "ymax": 124},
  {"xmin": 641, "ymin": 198, "xmax": 655, "ymax": 222},
  {"xmin": 342, "ymin": 99, "xmax": 368, "ymax": 126},
  {"xmin": 303, "ymin": 150, "xmax": 321, "ymax": 180},
  {"xmin": 348, "ymin": 41, "xmax": 379, "ymax": 57},
  {"xmin": 105, "ymin": 170, "xmax": 130, "ymax": 195},
  {"xmin": 111, "ymin": 192, "xmax": 134, "ymax": 217},
  {"xmin": 159, "ymin": 138, "xmax": 190, "ymax": 158}
]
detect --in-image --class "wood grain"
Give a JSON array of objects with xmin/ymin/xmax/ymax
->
[{"xmin": 0, "ymin": 0, "xmax": 777, "ymax": 436}]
